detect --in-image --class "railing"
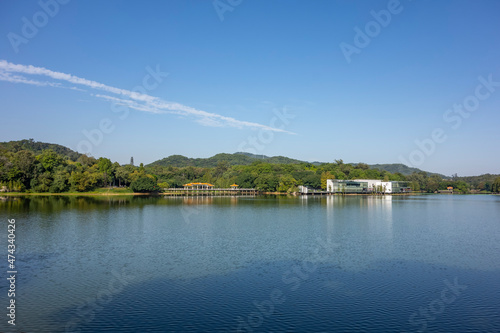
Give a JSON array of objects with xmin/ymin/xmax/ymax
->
[{"xmin": 164, "ymin": 188, "xmax": 257, "ymax": 191}]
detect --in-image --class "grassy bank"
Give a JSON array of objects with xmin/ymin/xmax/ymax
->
[{"xmin": 0, "ymin": 187, "xmax": 149, "ymax": 196}]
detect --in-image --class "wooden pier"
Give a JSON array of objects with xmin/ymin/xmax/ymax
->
[{"xmin": 162, "ymin": 188, "xmax": 259, "ymax": 196}]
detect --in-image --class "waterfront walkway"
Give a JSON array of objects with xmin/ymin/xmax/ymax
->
[{"xmin": 163, "ymin": 188, "xmax": 258, "ymax": 195}]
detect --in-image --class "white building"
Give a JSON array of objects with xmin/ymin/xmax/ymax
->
[
  {"xmin": 326, "ymin": 179, "xmax": 334, "ymax": 192},
  {"xmin": 326, "ymin": 179, "xmax": 369, "ymax": 193},
  {"xmin": 353, "ymin": 179, "xmax": 381, "ymax": 192},
  {"xmin": 326, "ymin": 179, "xmax": 410, "ymax": 194},
  {"xmin": 375, "ymin": 181, "xmax": 392, "ymax": 193},
  {"xmin": 375, "ymin": 181, "xmax": 411, "ymax": 193}
]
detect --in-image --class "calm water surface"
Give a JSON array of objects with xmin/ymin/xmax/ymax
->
[{"xmin": 0, "ymin": 194, "xmax": 499, "ymax": 332}]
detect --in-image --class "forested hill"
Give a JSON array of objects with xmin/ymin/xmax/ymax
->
[
  {"xmin": 0, "ymin": 139, "xmax": 82, "ymax": 161},
  {"xmin": 368, "ymin": 163, "xmax": 447, "ymax": 178},
  {"xmin": 148, "ymin": 152, "xmax": 442, "ymax": 176},
  {"xmin": 0, "ymin": 140, "xmax": 446, "ymax": 177},
  {"xmin": 147, "ymin": 152, "xmax": 305, "ymax": 168}
]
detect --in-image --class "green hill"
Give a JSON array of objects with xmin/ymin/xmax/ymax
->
[
  {"xmin": 456, "ymin": 173, "xmax": 500, "ymax": 189},
  {"xmin": 235, "ymin": 152, "xmax": 305, "ymax": 165},
  {"xmin": 148, "ymin": 152, "xmax": 446, "ymax": 177},
  {"xmin": 368, "ymin": 163, "xmax": 447, "ymax": 178},
  {"xmin": 148, "ymin": 152, "xmax": 304, "ymax": 168},
  {"xmin": 0, "ymin": 139, "xmax": 82, "ymax": 161}
]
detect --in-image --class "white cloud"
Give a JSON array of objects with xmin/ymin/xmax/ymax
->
[
  {"xmin": 0, "ymin": 70, "xmax": 61, "ymax": 87},
  {"xmin": 0, "ymin": 59, "xmax": 295, "ymax": 134}
]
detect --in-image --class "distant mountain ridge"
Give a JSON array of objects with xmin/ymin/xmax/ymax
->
[
  {"xmin": 368, "ymin": 163, "xmax": 447, "ymax": 178},
  {"xmin": 148, "ymin": 152, "xmax": 445, "ymax": 177},
  {"xmin": 148, "ymin": 152, "xmax": 305, "ymax": 168}
]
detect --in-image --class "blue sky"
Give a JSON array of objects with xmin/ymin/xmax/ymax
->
[{"xmin": 1, "ymin": 0, "xmax": 499, "ymax": 176}]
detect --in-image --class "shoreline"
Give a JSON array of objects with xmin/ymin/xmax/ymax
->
[
  {"xmin": 0, "ymin": 192, "xmax": 151, "ymax": 196},
  {"xmin": 0, "ymin": 191, "xmax": 495, "ymax": 197}
]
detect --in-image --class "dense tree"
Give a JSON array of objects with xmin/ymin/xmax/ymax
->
[
  {"xmin": 255, "ymin": 173, "xmax": 279, "ymax": 191},
  {"xmin": 116, "ymin": 165, "xmax": 135, "ymax": 187},
  {"xmin": 278, "ymin": 175, "xmax": 297, "ymax": 193},
  {"xmin": 390, "ymin": 172, "xmax": 405, "ymax": 181},
  {"xmin": 493, "ymin": 177, "xmax": 500, "ymax": 193},
  {"xmin": 356, "ymin": 163, "xmax": 369, "ymax": 170},
  {"xmin": 37, "ymin": 149, "xmax": 65, "ymax": 172},
  {"xmin": 70, "ymin": 170, "xmax": 98, "ymax": 192},
  {"xmin": 13, "ymin": 150, "xmax": 36, "ymax": 181},
  {"xmin": 236, "ymin": 171, "xmax": 256, "ymax": 188},
  {"xmin": 77, "ymin": 154, "xmax": 96, "ymax": 167},
  {"xmin": 130, "ymin": 176, "xmax": 160, "ymax": 193},
  {"xmin": 200, "ymin": 169, "xmax": 214, "ymax": 184},
  {"xmin": 97, "ymin": 157, "xmax": 113, "ymax": 186},
  {"xmin": 302, "ymin": 173, "xmax": 321, "ymax": 189},
  {"xmin": 426, "ymin": 176, "xmax": 440, "ymax": 193},
  {"xmin": 484, "ymin": 182, "xmax": 491, "ymax": 192},
  {"xmin": 50, "ymin": 168, "xmax": 70, "ymax": 193},
  {"xmin": 31, "ymin": 172, "xmax": 53, "ymax": 192},
  {"xmin": 0, "ymin": 155, "xmax": 12, "ymax": 183},
  {"xmin": 169, "ymin": 176, "xmax": 188, "ymax": 188},
  {"xmin": 409, "ymin": 181, "xmax": 420, "ymax": 191},
  {"xmin": 453, "ymin": 181, "xmax": 469, "ymax": 193},
  {"xmin": 320, "ymin": 171, "xmax": 334, "ymax": 189},
  {"xmin": 349, "ymin": 168, "xmax": 365, "ymax": 179},
  {"xmin": 214, "ymin": 161, "xmax": 230, "ymax": 178}
]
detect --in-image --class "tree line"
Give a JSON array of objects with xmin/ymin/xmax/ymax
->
[
  {"xmin": 1, "ymin": 149, "xmax": 499, "ymax": 194},
  {"xmin": 0, "ymin": 149, "xmax": 158, "ymax": 193}
]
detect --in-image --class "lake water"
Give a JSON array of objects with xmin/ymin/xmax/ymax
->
[{"xmin": 0, "ymin": 194, "xmax": 499, "ymax": 332}]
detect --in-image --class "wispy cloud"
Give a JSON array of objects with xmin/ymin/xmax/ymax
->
[
  {"xmin": 0, "ymin": 59, "xmax": 295, "ymax": 134},
  {"xmin": 0, "ymin": 70, "xmax": 61, "ymax": 87}
]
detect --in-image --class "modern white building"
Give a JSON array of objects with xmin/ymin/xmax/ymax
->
[
  {"xmin": 353, "ymin": 179, "xmax": 381, "ymax": 192},
  {"xmin": 375, "ymin": 181, "xmax": 411, "ymax": 193},
  {"xmin": 375, "ymin": 181, "xmax": 392, "ymax": 193},
  {"xmin": 326, "ymin": 179, "xmax": 368, "ymax": 193},
  {"xmin": 326, "ymin": 179, "xmax": 410, "ymax": 194}
]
